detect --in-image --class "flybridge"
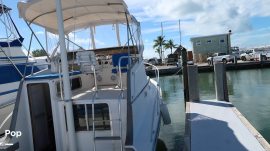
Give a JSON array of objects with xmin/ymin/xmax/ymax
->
[
  {"xmin": 0, "ymin": 4, "xmax": 11, "ymax": 14},
  {"xmin": 0, "ymin": 4, "xmax": 24, "ymax": 47}
]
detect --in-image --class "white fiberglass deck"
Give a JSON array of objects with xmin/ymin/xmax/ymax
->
[{"xmin": 186, "ymin": 100, "xmax": 270, "ymax": 151}]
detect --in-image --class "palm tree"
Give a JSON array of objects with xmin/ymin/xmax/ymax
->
[
  {"xmin": 155, "ymin": 47, "xmax": 162, "ymax": 59},
  {"xmin": 153, "ymin": 36, "xmax": 166, "ymax": 60},
  {"xmin": 164, "ymin": 39, "xmax": 178, "ymax": 54}
]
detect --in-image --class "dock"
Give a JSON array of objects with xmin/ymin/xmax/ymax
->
[
  {"xmin": 146, "ymin": 60, "xmax": 270, "ymax": 76},
  {"xmin": 185, "ymin": 100, "xmax": 270, "ymax": 151},
  {"xmin": 183, "ymin": 63, "xmax": 270, "ymax": 151}
]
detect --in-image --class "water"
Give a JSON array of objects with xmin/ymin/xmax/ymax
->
[{"xmin": 158, "ymin": 68, "xmax": 270, "ymax": 151}]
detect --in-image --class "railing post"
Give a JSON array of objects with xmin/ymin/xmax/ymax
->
[
  {"xmin": 187, "ymin": 65, "xmax": 200, "ymax": 102},
  {"xmin": 214, "ymin": 63, "xmax": 229, "ymax": 102},
  {"xmin": 180, "ymin": 46, "xmax": 189, "ymax": 104}
]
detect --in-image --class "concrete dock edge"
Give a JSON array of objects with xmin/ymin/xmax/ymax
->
[{"xmin": 232, "ymin": 108, "xmax": 270, "ymax": 151}]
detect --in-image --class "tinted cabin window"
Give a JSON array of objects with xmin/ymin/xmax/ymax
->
[
  {"xmin": 73, "ymin": 103, "xmax": 110, "ymax": 131},
  {"xmin": 87, "ymin": 104, "xmax": 110, "ymax": 130},
  {"xmin": 73, "ymin": 104, "xmax": 87, "ymax": 131},
  {"xmin": 71, "ymin": 77, "xmax": 82, "ymax": 90},
  {"xmin": 57, "ymin": 77, "xmax": 82, "ymax": 95}
]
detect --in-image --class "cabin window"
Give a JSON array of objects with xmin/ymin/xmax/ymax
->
[
  {"xmin": 73, "ymin": 103, "xmax": 110, "ymax": 131},
  {"xmin": 195, "ymin": 41, "xmax": 201, "ymax": 46},
  {"xmin": 87, "ymin": 104, "xmax": 110, "ymax": 130},
  {"xmin": 220, "ymin": 39, "xmax": 225, "ymax": 43},
  {"xmin": 56, "ymin": 77, "xmax": 82, "ymax": 95},
  {"xmin": 71, "ymin": 77, "xmax": 82, "ymax": 90},
  {"xmin": 73, "ymin": 104, "xmax": 87, "ymax": 131}
]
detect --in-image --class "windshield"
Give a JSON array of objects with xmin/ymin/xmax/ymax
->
[{"xmin": 218, "ymin": 53, "xmax": 226, "ymax": 56}]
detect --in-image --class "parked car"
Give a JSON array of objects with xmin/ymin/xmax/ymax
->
[
  {"xmin": 207, "ymin": 53, "xmax": 234, "ymax": 65},
  {"xmin": 240, "ymin": 49, "xmax": 268, "ymax": 61}
]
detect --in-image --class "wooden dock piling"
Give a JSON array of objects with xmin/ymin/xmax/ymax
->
[
  {"xmin": 214, "ymin": 63, "xmax": 229, "ymax": 102},
  {"xmin": 187, "ymin": 65, "xmax": 199, "ymax": 102}
]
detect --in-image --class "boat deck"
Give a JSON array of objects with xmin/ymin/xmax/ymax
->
[{"xmin": 185, "ymin": 100, "xmax": 270, "ymax": 151}]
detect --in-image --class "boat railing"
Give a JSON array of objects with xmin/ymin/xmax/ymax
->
[
  {"xmin": 25, "ymin": 62, "xmax": 50, "ymax": 75},
  {"xmin": 143, "ymin": 62, "xmax": 161, "ymax": 119},
  {"xmin": 143, "ymin": 62, "xmax": 163, "ymax": 142},
  {"xmin": 118, "ymin": 56, "xmax": 138, "ymax": 90},
  {"xmin": 143, "ymin": 62, "xmax": 160, "ymax": 87},
  {"xmin": 0, "ymin": 47, "xmax": 23, "ymax": 77}
]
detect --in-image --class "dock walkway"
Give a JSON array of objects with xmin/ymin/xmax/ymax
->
[
  {"xmin": 146, "ymin": 61, "xmax": 270, "ymax": 76},
  {"xmin": 185, "ymin": 100, "xmax": 270, "ymax": 151}
]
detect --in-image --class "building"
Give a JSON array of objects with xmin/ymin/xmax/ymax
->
[{"xmin": 190, "ymin": 33, "xmax": 231, "ymax": 62}]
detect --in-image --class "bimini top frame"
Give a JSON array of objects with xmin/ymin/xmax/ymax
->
[{"xmin": 18, "ymin": 0, "xmax": 132, "ymax": 34}]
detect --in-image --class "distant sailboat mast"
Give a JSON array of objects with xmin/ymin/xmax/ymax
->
[
  {"xmin": 161, "ymin": 22, "xmax": 164, "ymax": 62},
  {"xmin": 179, "ymin": 19, "xmax": 182, "ymax": 46}
]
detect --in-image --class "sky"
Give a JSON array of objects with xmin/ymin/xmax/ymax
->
[{"xmin": 1, "ymin": 0, "xmax": 270, "ymax": 59}]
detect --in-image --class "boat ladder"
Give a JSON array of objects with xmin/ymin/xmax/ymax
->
[{"xmin": 92, "ymin": 91, "xmax": 124, "ymax": 151}]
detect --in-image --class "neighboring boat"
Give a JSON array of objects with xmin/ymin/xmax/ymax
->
[
  {"xmin": 0, "ymin": 4, "xmax": 50, "ymax": 141},
  {"xmin": 0, "ymin": 0, "xmax": 171, "ymax": 151},
  {"xmin": 0, "ymin": 4, "xmax": 43, "ymax": 106}
]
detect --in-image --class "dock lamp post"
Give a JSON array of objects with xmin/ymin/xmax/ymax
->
[{"xmin": 227, "ymin": 30, "xmax": 232, "ymax": 54}]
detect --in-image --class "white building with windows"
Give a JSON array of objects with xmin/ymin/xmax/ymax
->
[{"xmin": 190, "ymin": 33, "xmax": 231, "ymax": 62}]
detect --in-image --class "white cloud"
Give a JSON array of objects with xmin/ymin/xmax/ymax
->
[
  {"xmin": 67, "ymin": 32, "xmax": 106, "ymax": 49},
  {"xmin": 47, "ymin": 32, "xmax": 59, "ymax": 39},
  {"xmin": 143, "ymin": 39, "xmax": 159, "ymax": 59},
  {"xmin": 142, "ymin": 24, "xmax": 179, "ymax": 34},
  {"xmin": 232, "ymin": 27, "xmax": 270, "ymax": 48},
  {"xmin": 127, "ymin": 0, "xmax": 270, "ymax": 35},
  {"xmin": 125, "ymin": 0, "xmax": 270, "ymax": 55},
  {"xmin": 35, "ymin": 31, "xmax": 44, "ymax": 35}
]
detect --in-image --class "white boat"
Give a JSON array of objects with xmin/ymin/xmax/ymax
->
[
  {"xmin": 0, "ymin": 4, "xmax": 47, "ymax": 106},
  {"xmin": 0, "ymin": 4, "xmax": 32, "ymax": 105},
  {"xmin": 0, "ymin": 0, "xmax": 170, "ymax": 151},
  {"xmin": 0, "ymin": 4, "xmax": 49, "ymax": 137}
]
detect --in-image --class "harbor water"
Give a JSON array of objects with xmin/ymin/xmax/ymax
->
[{"xmin": 158, "ymin": 68, "xmax": 270, "ymax": 151}]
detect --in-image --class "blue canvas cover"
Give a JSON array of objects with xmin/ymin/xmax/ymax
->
[{"xmin": 111, "ymin": 53, "xmax": 129, "ymax": 73}]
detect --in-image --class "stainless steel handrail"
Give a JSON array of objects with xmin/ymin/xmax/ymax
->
[
  {"xmin": 143, "ymin": 62, "xmax": 160, "ymax": 87},
  {"xmin": 118, "ymin": 56, "xmax": 138, "ymax": 90}
]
